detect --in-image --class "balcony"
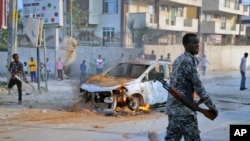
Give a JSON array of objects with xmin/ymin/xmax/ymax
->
[
  {"xmin": 165, "ymin": 0, "xmax": 202, "ymax": 7},
  {"xmin": 159, "ymin": 16, "xmax": 198, "ymax": 32},
  {"xmin": 201, "ymin": 21, "xmax": 242, "ymax": 35},
  {"xmin": 127, "ymin": 13, "xmax": 198, "ymax": 32},
  {"xmin": 202, "ymin": 0, "xmax": 249, "ymax": 16},
  {"xmin": 127, "ymin": 13, "xmax": 157, "ymax": 29}
]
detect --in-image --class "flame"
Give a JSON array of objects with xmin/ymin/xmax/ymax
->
[{"xmin": 139, "ymin": 104, "xmax": 150, "ymax": 112}]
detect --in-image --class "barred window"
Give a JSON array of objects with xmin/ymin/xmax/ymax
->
[{"xmin": 103, "ymin": 27, "xmax": 115, "ymax": 42}]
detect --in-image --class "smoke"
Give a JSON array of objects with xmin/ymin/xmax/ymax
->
[
  {"xmin": 59, "ymin": 37, "xmax": 78, "ymax": 66},
  {"xmin": 58, "ymin": 37, "xmax": 78, "ymax": 77}
]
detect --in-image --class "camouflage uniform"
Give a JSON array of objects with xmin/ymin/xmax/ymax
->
[{"xmin": 165, "ymin": 52, "xmax": 216, "ymax": 141}]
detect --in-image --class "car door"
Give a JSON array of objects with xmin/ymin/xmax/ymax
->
[{"xmin": 143, "ymin": 64, "xmax": 168, "ymax": 105}]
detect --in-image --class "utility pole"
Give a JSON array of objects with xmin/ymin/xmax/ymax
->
[
  {"xmin": 7, "ymin": 0, "xmax": 18, "ymax": 80},
  {"xmin": 70, "ymin": 0, "xmax": 72, "ymax": 37},
  {"xmin": 69, "ymin": 0, "xmax": 72, "ymax": 78}
]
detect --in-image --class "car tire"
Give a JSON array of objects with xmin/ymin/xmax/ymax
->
[{"xmin": 128, "ymin": 96, "xmax": 140, "ymax": 111}]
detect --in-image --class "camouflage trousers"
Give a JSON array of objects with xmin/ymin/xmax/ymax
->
[{"xmin": 165, "ymin": 115, "xmax": 200, "ymax": 141}]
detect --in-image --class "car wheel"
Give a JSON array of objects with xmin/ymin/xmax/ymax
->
[{"xmin": 128, "ymin": 96, "xmax": 140, "ymax": 111}]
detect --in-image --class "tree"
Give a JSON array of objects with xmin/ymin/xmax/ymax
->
[
  {"xmin": 65, "ymin": 0, "xmax": 89, "ymax": 31},
  {"xmin": 127, "ymin": 19, "xmax": 150, "ymax": 48},
  {"xmin": 0, "ymin": 29, "xmax": 8, "ymax": 51},
  {"xmin": 72, "ymin": 0, "xmax": 89, "ymax": 29}
]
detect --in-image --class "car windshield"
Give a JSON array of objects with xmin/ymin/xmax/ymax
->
[{"xmin": 105, "ymin": 63, "xmax": 149, "ymax": 79}]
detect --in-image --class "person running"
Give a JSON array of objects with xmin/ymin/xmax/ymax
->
[{"xmin": 8, "ymin": 54, "xmax": 27, "ymax": 104}]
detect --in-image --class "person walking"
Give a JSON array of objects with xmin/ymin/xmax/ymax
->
[
  {"xmin": 80, "ymin": 60, "xmax": 87, "ymax": 84},
  {"xmin": 164, "ymin": 33, "xmax": 218, "ymax": 141},
  {"xmin": 158, "ymin": 55, "xmax": 165, "ymax": 73},
  {"xmin": 165, "ymin": 53, "xmax": 172, "ymax": 62},
  {"xmin": 23, "ymin": 62, "xmax": 28, "ymax": 75},
  {"xmin": 149, "ymin": 50, "xmax": 156, "ymax": 60},
  {"xmin": 56, "ymin": 57, "xmax": 64, "ymax": 80},
  {"xmin": 45, "ymin": 58, "xmax": 51, "ymax": 81},
  {"xmin": 165, "ymin": 53, "xmax": 172, "ymax": 73},
  {"xmin": 240, "ymin": 52, "xmax": 248, "ymax": 91},
  {"xmin": 28, "ymin": 57, "xmax": 36, "ymax": 82},
  {"xmin": 158, "ymin": 55, "xmax": 164, "ymax": 61},
  {"xmin": 200, "ymin": 54, "xmax": 210, "ymax": 76},
  {"xmin": 95, "ymin": 54, "xmax": 104, "ymax": 74},
  {"xmin": 8, "ymin": 54, "xmax": 27, "ymax": 104}
]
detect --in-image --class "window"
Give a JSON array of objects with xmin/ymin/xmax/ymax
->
[
  {"xmin": 103, "ymin": 27, "xmax": 115, "ymax": 44},
  {"xmin": 221, "ymin": 16, "xmax": 226, "ymax": 29},
  {"xmin": 171, "ymin": 7, "xmax": 176, "ymax": 25},
  {"xmin": 161, "ymin": 5, "xmax": 168, "ymax": 12},
  {"xmin": 148, "ymin": 65, "xmax": 164, "ymax": 80},
  {"xmin": 214, "ymin": 14, "xmax": 220, "ymax": 19},
  {"xmin": 103, "ymin": 0, "xmax": 118, "ymax": 14},
  {"xmin": 176, "ymin": 7, "xmax": 183, "ymax": 17},
  {"xmin": 148, "ymin": 4, "xmax": 154, "ymax": 23},
  {"xmin": 224, "ymin": 0, "xmax": 230, "ymax": 8},
  {"xmin": 235, "ymin": 0, "xmax": 239, "ymax": 10},
  {"xmin": 205, "ymin": 14, "xmax": 211, "ymax": 21}
]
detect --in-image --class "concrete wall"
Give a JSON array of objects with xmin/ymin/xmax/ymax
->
[
  {"xmin": 144, "ymin": 44, "xmax": 250, "ymax": 72},
  {"xmin": 0, "ymin": 47, "xmax": 142, "ymax": 78},
  {"xmin": 2, "ymin": 44, "xmax": 250, "ymax": 78}
]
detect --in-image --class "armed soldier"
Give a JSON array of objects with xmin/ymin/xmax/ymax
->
[{"xmin": 164, "ymin": 33, "xmax": 218, "ymax": 141}]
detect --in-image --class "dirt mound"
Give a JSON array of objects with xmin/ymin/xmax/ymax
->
[{"xmin": 68, "ymin": 99, "xmax": 95, "ymax": 112}]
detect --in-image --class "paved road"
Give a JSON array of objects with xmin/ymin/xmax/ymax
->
[{"xmin": 0, "ymin": 71, "xmax": 250, "ymax": 141}]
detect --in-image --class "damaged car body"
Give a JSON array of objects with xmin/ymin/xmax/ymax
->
[{"xmin": 80, "ymin": 59, "xmax": 171, "ymax": 111}]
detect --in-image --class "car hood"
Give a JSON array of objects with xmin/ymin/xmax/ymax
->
[{"xmin": 81, "ymin": 75, "xmax": 133, "ymax": 92}]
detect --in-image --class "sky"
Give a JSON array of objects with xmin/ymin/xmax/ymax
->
[
  {"xmin": 243, "ymin": 0, "xmax": 250, "ymax": 4},
  {"xmin": 18, "ymin": 0, "xmax": 23, "ymax": 10}
]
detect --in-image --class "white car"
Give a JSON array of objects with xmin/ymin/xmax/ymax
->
[{"xmin": 80, "ymin": 59, "xmax": 171, "ymax": 111}]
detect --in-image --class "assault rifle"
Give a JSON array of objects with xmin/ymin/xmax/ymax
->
[{"xmin": 155, "ymin": 78, "xmax": 217, "ymax": 120}]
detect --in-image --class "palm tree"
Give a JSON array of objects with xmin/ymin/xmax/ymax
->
[{"xmin": 0, "ymin": 29, "xmax": 8, "ymax": 51}]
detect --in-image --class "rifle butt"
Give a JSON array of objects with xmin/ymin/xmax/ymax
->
[{"xmin": 200, "ymin": 109, "xmax": 217, "ymax": 120}]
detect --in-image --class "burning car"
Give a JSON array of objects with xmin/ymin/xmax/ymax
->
[{"xmin": 80, "ymin": 59, "xmax": 171, "ymax": 111}]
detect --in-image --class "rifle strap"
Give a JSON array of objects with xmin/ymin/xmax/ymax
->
[{"xmin": 169, "ymin": 58, "xmax": 185, "ymax": 80}]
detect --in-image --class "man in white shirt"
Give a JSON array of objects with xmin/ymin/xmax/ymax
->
[
  {"xmin": 96, "ymin": 54, "xmax": 104, "ymax": 74},
  {"xmin": 240, "ymin": 52, "xmax": 248, "ymax": 90},
  {"xmin": 45, "ymin": 58, "xmax": 51, "ymax": 81}
]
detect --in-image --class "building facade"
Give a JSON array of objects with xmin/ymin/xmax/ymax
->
[
  {"xmin": 78, "ymin": 0, "xmax": 249, "ymax": 47},
  {"xmin": 18, "ymin": 0, "xmax": 249, "ymax": 48},
  {"xmin": 0, "ymin": 0, "xmax": 8, "ymax": 29},
  {"xmin": 201, "ymin": 0, "xmax": 249, "ymax": 45}
]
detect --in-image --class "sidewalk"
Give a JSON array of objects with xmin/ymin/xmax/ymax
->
[
  {"xmin": 200, "ymin": 71, "xmax": 245, "ymax": 81},
  {"xmin": 1, "ymin": 71, "xmax": 249, "ymax": 94}
]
